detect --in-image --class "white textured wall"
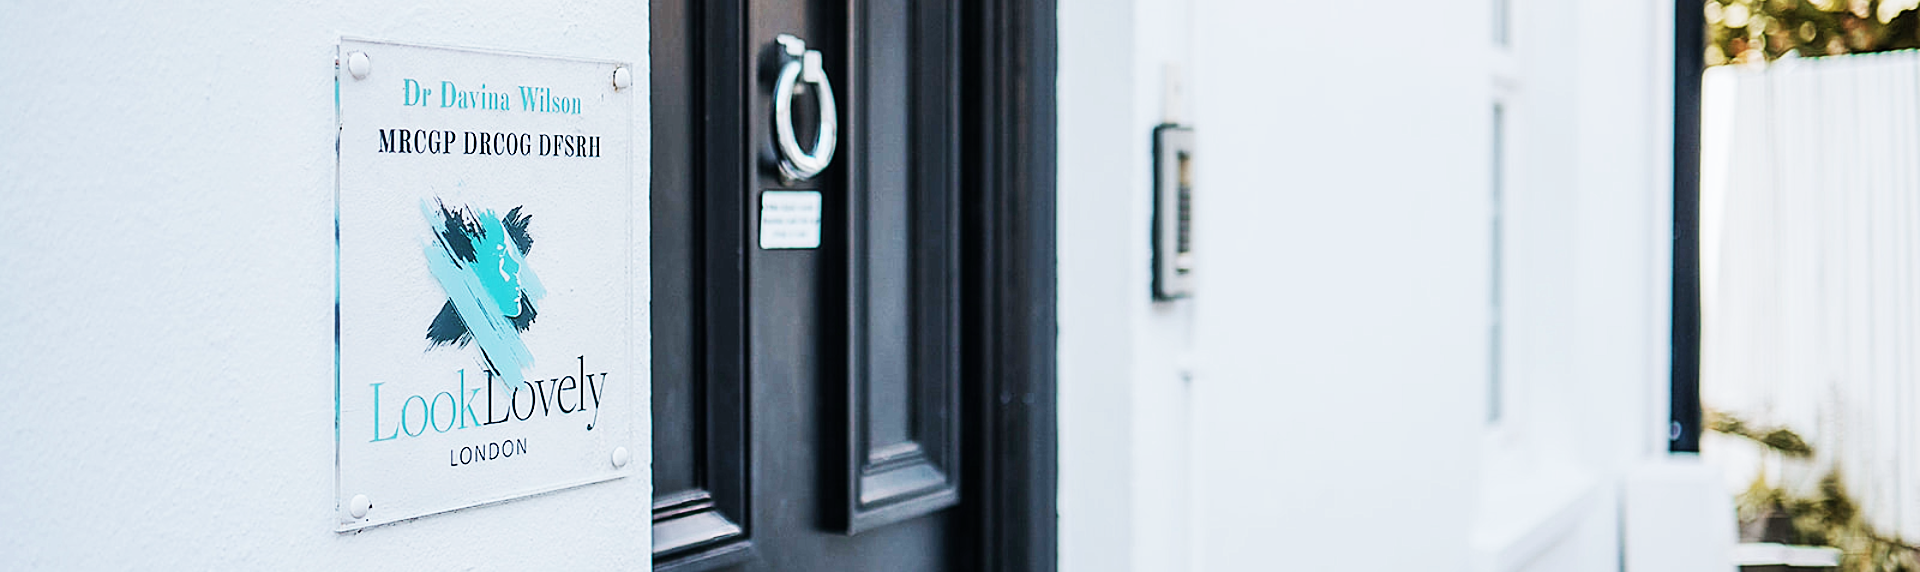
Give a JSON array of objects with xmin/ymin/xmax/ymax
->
[
  {"xmin": 1186, "ymin": 0, "xmax": 1485, "ymax": 568},
  {"xmin": 1057, "ymin": 0, "xmax": 1189, "ymax": 568},
  {"xmin": 1059, "ymin": 0, "xmax": 1198, "ymax": 567},
  {"xmin": 1063, "ymin": 0, "xmax": 1688, "ymax": 569},
  {"xmin": 0, "ymin": 2, "xmax": 651, "ymax": 569},
  {"xmin": 1057, "ymin": 0, "xmax": 1141, "ymax": 567}
]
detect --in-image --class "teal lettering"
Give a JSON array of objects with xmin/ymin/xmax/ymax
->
[
  {"xmin": 518, "ymin": 86, "xmax": 538, "ymax": 111},
  {"xmin": 370, "ymin": 383, "xmax": 400, "ymax": 442},
  {"xmin": 402, "ymin": 395, "xmax": 429, "ymax": 437},
  {"xmin": 431, "ymin": 391, "xmax": 456, "ymax": 433}
]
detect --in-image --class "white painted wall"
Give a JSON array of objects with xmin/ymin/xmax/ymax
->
[
  {"xmin": 0, "ymin": 2, "xmax": 651, "ymax": 569},
  {"xmin": 1058, "ymin": 0, "xmax": 1195, "ymax": 569},
  {"xmin": 1186, "ymin": 0, "xmax": 1484, "ymax": 568},
  {"xmin": 1060, "ymin": 0, "xmax": 1723, "ymax": 570}
]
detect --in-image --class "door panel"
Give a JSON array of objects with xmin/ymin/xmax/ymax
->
[
  {"xmin": 653, "ymin": 0, "xmax": 965, "ymax": 570},
  {"xmin": 831, "ymin": 0, "xmax": 962, "ymax": 535}
]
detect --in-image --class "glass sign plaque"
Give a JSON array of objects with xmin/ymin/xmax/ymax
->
[{"xmin": 334, "ymin": 38, "xmax": 637, "ymax": 531}]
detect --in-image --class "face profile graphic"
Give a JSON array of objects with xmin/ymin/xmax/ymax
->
[
  {"xmin": 421, "ymin": 200, "xmax": 546, "ymax": 390},
  {"xmin": 469, "ymin": 215, "xmax": 526, "ymax": 317}
]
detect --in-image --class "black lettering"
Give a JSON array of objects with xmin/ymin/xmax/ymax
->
[
  {"xmin": 558, "ymin": 375, "xmax": 577, "ymax": 413},
  {"xmin": 588, "ymin": 372, "xmax": 606, "ymax": 409},
  {"xmin": 531, "ymin": 379, "xmax": 552, "ymax": 416},
  {"xmin": 585, "ymin": 367, "xmax": 607, "ymax": 430},
  {"xmin": 511, "ymin": 385, "xmax": 535, "ymax": 420},
  {"xmin": 485, "ymin": 371, "xmax": 510, "ymax": 425},
  {"xmin": 576, "ymin": 356, "xmax": 588, "ymax": 413},
  {"xmin": 379, "ymin": 129, "xmax": 396, "ymax": 153}
]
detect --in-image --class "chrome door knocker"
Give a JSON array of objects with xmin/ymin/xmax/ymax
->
[{"xmin": 772, "ymin": 34, "xmax": 838, "ymax": 181}]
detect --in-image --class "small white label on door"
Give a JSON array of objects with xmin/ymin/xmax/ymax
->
[{"xmin": 760, "ymin": 191, "xmax": 822, "ymax": 249}]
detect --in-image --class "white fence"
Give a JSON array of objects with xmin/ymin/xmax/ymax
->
[{"xmin": 1702, "ymin": 50, "xmax": 1920, "ymax": 540}]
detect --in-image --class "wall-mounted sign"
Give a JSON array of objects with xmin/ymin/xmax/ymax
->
[{"xmin": 334, "ymin": 39, "xmax": 636, "ymax": 531}]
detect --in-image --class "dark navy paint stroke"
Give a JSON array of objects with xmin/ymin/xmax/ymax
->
[
  {"xmin": 424, "ymin": 283, "xmax": 541, "ymax": 348},
  {"xmin": 508, "ymin": 298, "xmax": 538, "ymax": 330},
  {"xmin": 426, "ymin": 301, "xmax": 474, "ymax": 348},
  {"xmin": 433, "ymin": 199, "xmax": 484, "ymax": 263},
  {"xmin": 503, "ymin": 206, "xmax": 534, "ymax": 255}
]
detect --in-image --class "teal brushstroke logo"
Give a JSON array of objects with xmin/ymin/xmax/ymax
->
[{"xmin": 422, "ymin": 200, "xmax": 545, "ymax": 390}]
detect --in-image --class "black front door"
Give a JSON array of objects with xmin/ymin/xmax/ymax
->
[{"xmin": 650, "ymin": 0, "xmax": 989, "ymax": 570}]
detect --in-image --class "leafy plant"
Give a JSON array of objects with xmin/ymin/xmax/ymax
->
[
  {"xmin": 1711, "ymin": 410, "xmax": 1920, "ymax": 571},
  {"xmin": 1708, "ymin": 0, "xmax": 1920, "ymax": 65},
  {"xmin": 1710, "ymin": 410, "xmax": 1816, "ymax": 458}
]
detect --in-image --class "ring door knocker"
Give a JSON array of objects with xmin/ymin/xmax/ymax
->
[{"xmin": 772, "ymin": 34, "xmax": 838, "ymax": 181}]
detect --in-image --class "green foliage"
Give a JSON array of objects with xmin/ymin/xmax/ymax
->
[
  {"xmin": 1709, "ymin": 410, "xmax": 1815, "ymax": 458},
  {"xmin": 1712, "ymin": 410, "xmax": 1920, "ymax": 571},
  {"xmin": 1708, "ymin": 0, "xmax": 1920, "ymax": 65}
]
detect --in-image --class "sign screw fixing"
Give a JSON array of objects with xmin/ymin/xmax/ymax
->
[
  {"xmin": 349, "ymin": 494, "xmax": 372, "ymax": 519},
  {"xmin": 612, "ymin": 67, "xmax": 632, "ymax": 90},
  {"xmin": 346, "ymin": 51, "xmax": 371, "ymax": 80},
  {"xmin": 611, "ymin": 446, "xmax": 631, "ymax": 469}
]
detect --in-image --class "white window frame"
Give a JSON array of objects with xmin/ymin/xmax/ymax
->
[{"xmin": 1484, "ymin": 0, "xmax": 1523, "ymax": 444}]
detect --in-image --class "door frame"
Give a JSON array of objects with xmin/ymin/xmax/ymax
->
[
  {"xmin": 954, "ymin": 0, "xmax": 1057, "ymax": 570},
  {"xmin": 1669, "ymin": 0, "xmax": 1702, "ymax": 454}
]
